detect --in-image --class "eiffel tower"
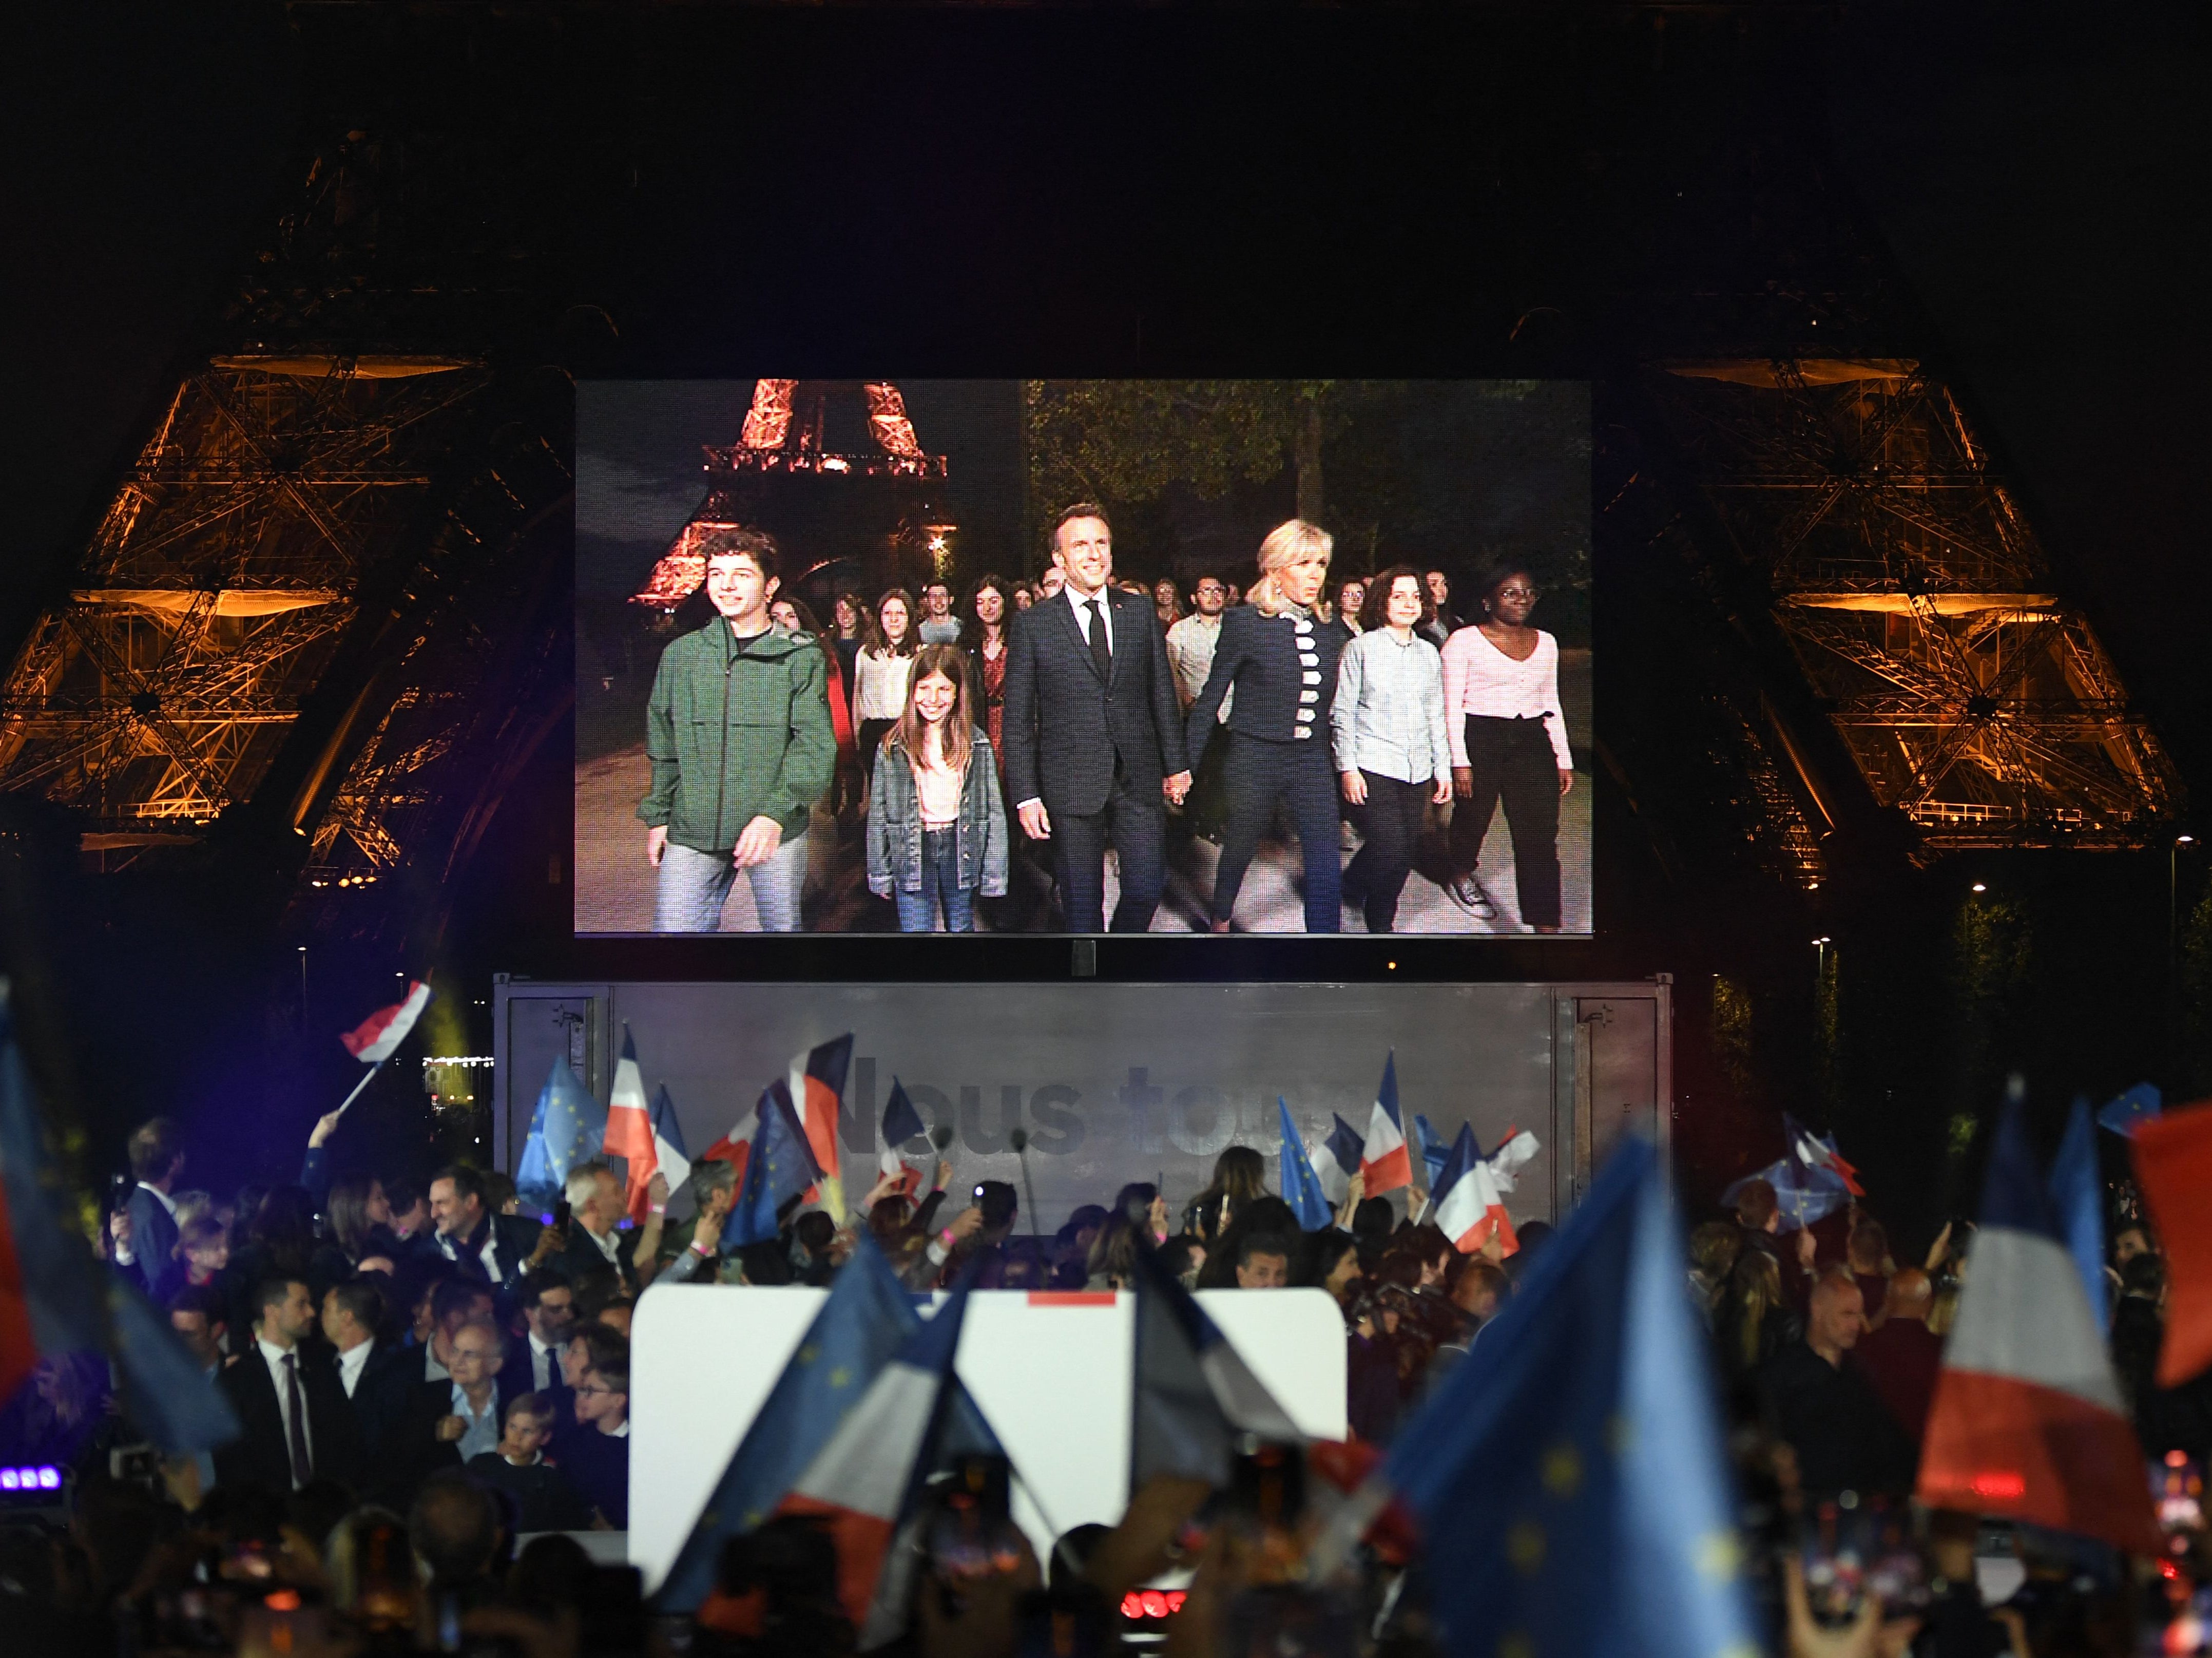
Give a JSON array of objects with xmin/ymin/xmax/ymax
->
[{"xmin": 630, "ymin": 380, "xmax": 954, "ymax": 612}]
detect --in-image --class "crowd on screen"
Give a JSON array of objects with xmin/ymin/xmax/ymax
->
[
  {"xmin": 7, "ymin": 1097, "xmax": 2210, "ymax": 1657},
  {"xmin": 639, "ymin": 502, "xmax": 1576, "ymax": 936}
]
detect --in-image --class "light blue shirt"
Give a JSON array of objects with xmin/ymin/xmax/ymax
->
[
  {"xmin": 1331, "ymin": 628, "xmax": 1451, "ymax": 784},
  {"xmin": 450, "ymin": 1384, "xmax": 500, "ymax": 1462}
]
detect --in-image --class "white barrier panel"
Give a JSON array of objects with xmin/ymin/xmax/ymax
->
[{"xmin": 629, "ymin": 1286, "xmax": 1347, "ymax": 1593}]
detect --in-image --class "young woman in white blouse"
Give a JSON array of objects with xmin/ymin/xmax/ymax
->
[
  {"xmin": 852, "ymin": 589, "xmax": 919, "ymax": 809},
  {"xmin": 1438, "ymin": 562, "xmax": 1573, "ymax": 931}
]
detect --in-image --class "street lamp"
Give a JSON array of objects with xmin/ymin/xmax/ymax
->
[{"xmin": 1971, "ymin": 882, "xmax": 1988, "ymax": 894}]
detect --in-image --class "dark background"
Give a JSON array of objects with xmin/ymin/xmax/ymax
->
[{"xmin": 7, "ymin": 3, "xmax": 2208, "ymax": 1242}]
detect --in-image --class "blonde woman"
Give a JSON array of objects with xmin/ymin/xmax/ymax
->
[{"xmin": 1184, "ymin": 519, "xmax": 1345, "ymax": 932}]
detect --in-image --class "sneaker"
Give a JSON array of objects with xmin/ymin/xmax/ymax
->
[{"xmin": 1446, "ymin": 875, "xmax": 1497, "ymax": 920}]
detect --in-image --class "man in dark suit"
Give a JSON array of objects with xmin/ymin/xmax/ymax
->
[
  {"xmin": 552, "ymin": 1164, "xmax": 641, "ymax": 1295},
  {"xmin": 1001, "ymin": 502, "xmax": 1191, "ymax": 932},
  {"xmin": 372, "ymin": 1316, "xmax": 511, "ymax": 1511},
  {"xmin": 428, "ymin": 1165, "xmax": 547, "ymax": 1302},
  {"xmin": 108, "ymin": 1116, "xmax": 187, "ymax": 1303},
  {"xmin": 502, "ymin": 1271, "xmax": 576, "ymax": 1398},
  {"xmin": 214, "ymin": 1276, "xmax": 363, "ymax": 1494},
  {"xmin": 321, "ymin": 1277, "xmax": 415, "ymax": 1464}
]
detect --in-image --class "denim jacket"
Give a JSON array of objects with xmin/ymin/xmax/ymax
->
[{"xmin": 865, "ymin": 728, "xmax": 1010, "ymax": 898}]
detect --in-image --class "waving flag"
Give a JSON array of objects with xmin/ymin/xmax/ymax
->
[
  {"xmin": 2047, "ymin": 1097, "xmax": 2107, "ymax": 1330},
  {"xmin": 603, "ymin": 1028, "xmax": 660, "ymax": 1222},
  {"xmin": 778, "ymin": 1270, "xmax": 1002, "ymax": 1645},
  {"xmin": 773, "ymin": 1035, "xmax": 854, "ymax": 1218},
  {"xmin": 1130, "ymin": 1236, "xmax": 1302, "ymax": 1489},
  {"xmin": 1311, "ymin": 1114, "xmax": 1364, "ymax": 1206},
  {"xmin": 727, "ymin": 1082, "xmax": 821, "ymax": 1248},
  {"xmin": 1335, "ymin": 1137, "xmax": 1759, "ymax": 1658},
  {"xmin": 2130, "ymin": 1100, "xmax": 2212, "ymax": 1387},
  {"xmin": 2098, "ymin": 1082, "xmax": 2161, "ymax": 1138},
  {"xmin": 1360, "ymin": 1052, "xmax": 1412, "ymax": 1196},
  {"xmin": 650, "ymin": 1085, "xmax": 693, "ymax": 1200},
  {"xmin": 339, "ymin": 979, "xmax": 432, "ymax": 1062},
  {"xmin": 1783, "ymin": 1111, "xmax": 1864, "ymax": 1198},
  {"xmin": 656, "ymin": 1234, "xmax": 920, "ymax": 1611},
  {"xmin": 1412, "ymin": 1114, "xmax": 1451, "ymax": 1189},
  {"xmin": 1720, "ymin": 1154, "xmax": 1850, "ymax": 1234},
  {"xmin": 1486, "ymin": 1128, "xmax": 1541, "ymax": 1194},
  {"xmin": 1917, "ymin": 1098, "xmax": 2158, "ymax": 1552},
  {"xmin": 1434, "ymin": 1123, "xmax": 1518, "ymax": 1256},
  {"xmin": 515, "ymin": 1057, "xmax": 607, "ymax": 1213},
  {"xmin": 700, "ymin": 1096, "xmax": 758, "ymax": 1186},
  {"xmin": 876, "ymin": 1077, "xmax": 926, "ymax": 1201},
  {"xmin": 0, "ymin": 987, "xmax": 238, "ymax": 1454},
  {"xmin": 1278, "ymin": 1099, "xmax": 1334, "ymax": 1231}
]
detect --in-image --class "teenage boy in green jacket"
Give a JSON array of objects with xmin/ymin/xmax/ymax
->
[{"xmin": 639, "ymin": 527, "xmax": 834, "ymax": 931}]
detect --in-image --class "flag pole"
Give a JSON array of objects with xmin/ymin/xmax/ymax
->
[{"xmin": 334, "ymin": 1058, "xmax": 386, "ymax": 1118}]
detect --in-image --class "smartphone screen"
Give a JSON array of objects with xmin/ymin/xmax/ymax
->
[{"xmin": 553, "ymin": 1197, "xmax": 572, "ymax": 1231}]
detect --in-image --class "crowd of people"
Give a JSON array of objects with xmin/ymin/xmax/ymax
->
[
  {"xmin": 7, "ymin": 1102, "xmax": 2206, "ymax": 1658},
  {"xmin": 639, "ymin": 502, "xmax": 1579, "ymax": 935}
]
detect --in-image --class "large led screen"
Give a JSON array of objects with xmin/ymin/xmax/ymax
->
[{"xmin": 576, "ymin": 380, "xmax": 1590, "ymax": 936}]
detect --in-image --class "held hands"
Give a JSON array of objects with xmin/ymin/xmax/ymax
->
[
  {"xmin": 1163, "ymin": 770, "xmax": 1192, "ymax": 806},
  {"xmin": 732, "ymin": 815, "xmax": 783, "ymax": 869},
  {"xmin": 1016, "ymin": 800, "xmax": 1052, "ymax": 840},
  {"xmin": 1431, "ymin": 774, "xmax": 1453, "ymax": 805},
  {"xmin": 1559, "ymin": 768, "xmax": 1573, "ymax": 797},
  {"xmin": 1339, "ymin": 770, "xmax": 1367, "ymax": 806},
  {"xmin": 307, "ymin": 1110, "xmax": 344, "ymax": 1150},
  {"xmin": 645, "ymin": 825, "xmax": 668, "ymax": 868},
  {"xmin": 1451, "ymin": 766, "xmax": 1473, "ymax": 799}
]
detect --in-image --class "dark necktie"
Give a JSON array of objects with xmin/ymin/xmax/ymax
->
[
  {"xmin": 1087, "ymin": 597, "xmax": 1112, "ymax": 679},
  {"xmin": 282, "ymin": 1352, "xmax": 311, "ymax": 1486}
]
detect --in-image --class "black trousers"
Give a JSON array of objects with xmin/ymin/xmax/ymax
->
[
  {"xmin": 1211, "ymin": 733, "xmax": 1342, "ymax": 932},
  {"xmin": 1345, "ymin": 771, "xmax": 1430, "ymax": 933},
  {"xmin": 1447, "ymin": 715, "xmax": 1562, "ymax": 928},
  {"xmin": 1050, "ymin": 759, "xmax": 1167, "ymax": 933}
]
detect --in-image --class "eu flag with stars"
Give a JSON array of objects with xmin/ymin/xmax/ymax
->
[
  {"xmin": 727, "ymin": 1079, "xmax": 820, "ymax": 1247},
  {"xmin": 515, "ymin": 1056, "xmax": 606, "ymax": 1212},
  {"xmin": 654, "ymin": 1232, "xmax": 919, "ymax": 1610},
  {"xmin": 1384, "ymin": 1136, "xmax": 1758, "ymax": 1658},
  {"xmin": 1278, "ymin": 1098, "xmax": 1334, "ymax": 1232}
]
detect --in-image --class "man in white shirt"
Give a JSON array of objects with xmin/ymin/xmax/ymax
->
[
  {"xmin": 506, "ymin": 1272, "xmax": 576, "ymax": 1395},
  {"xmin": 322, "ymin": 1281, "xmax": 380, "ymax": 1400},
  {"xmin": 215, "ymin": 1276, "xmax": 361, "ymax": 1492},
  {"xmin": 555, "ymin": 1162, "xmax": 644, "ymax": 1292},
  {"xmin": 108, "ymin": 1116, "xmax": 187, "ymax": 1302},
  {"xmin": 429, "ymin": 1165, "xmax": 547, "ymax": 1291}
]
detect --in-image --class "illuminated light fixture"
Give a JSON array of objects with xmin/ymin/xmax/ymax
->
[
  {"xmin": 2181, "ymin": 835, "xmax": 2199, "ymax": 846},
  {"xmin": 1121, "ymin": 1589, "xmax": 1188, "ymax": 1621},
  {"xmin": 1812, "ymin": 936, "xmax": 1831, "ymax": 946},
  {"xmin": 1969, "ymin": 1470, "xmax": 2026, "ymax": 1500},
  {"xmin": 819, "ymin": 456, "xmax": 849, "ymax": 472},
  {"xmin": 1971, "ymin": 882, "xmax": 1988, "ymax": 893},
  {"xmin": 0, "ymin": 1466, "xmax": 61, "ymax": 1491}
]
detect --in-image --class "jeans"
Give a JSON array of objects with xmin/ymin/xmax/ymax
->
[
  {"xmin": 1344, "ymin": 771, "xmax": 1429, "ymax": 932},
  {"xmin": 893, "ymin": 827, "xmax": 976, "ymax": 932},
  {"xmin": 1210, "ymin": 733, "xmax": 1342, "ymax": 932},
  {"xmin": 653, "ymin": 832, "xmax": 810, "ymax": 932},
  {"xmin": 1446, "ymin": 715, "xmax": 1562, "ymax": 928}
]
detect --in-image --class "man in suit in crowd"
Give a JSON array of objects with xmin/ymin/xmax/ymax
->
[
  {"xmin": 554, "ymin": 1163, "xmax": 642, "ymax": 1294},
  {"xmin": 1001, "ymin": 502, "xmax": 1192, "ymax": 932},
  {"xmin": 321, "ymin": 1278, "xmax": 414, "ymax": 1462},
  {"xmin": 108, "ymin": 1116, "xmax": 188, "ymax": 1303},
  {"xmin": 214, "ymin": 1276, "xmax": 362, "ymax": 1494},
  {"xmin": 375, "ymin": 1316, "xmax": 510, "ymax": 1511},
  {"xmin": 502, "ymin": 1271, "xmax": 577, "ymax": 1398},
  {"xmin": 429, "ymin": 1165, "xmax": 548, "ymax": 1298}
]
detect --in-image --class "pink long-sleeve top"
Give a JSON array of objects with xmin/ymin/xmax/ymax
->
[{"xmin": 1438, "ymin": 626, "xmax": 1573, "ymax": 771}]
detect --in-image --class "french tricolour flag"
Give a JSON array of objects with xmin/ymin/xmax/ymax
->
[
  {"xmin": 340, "ymin": 979, "xmax": 431, "ymax": 1062},
  {"xmin": 777, "ymin": 1273, "xmax": 1001, "ymax": 1647},
  {"xmin": 700, "ymin": 1033, "xmax": 854, "ymax": 1202},
  {"xmin": 602, "ymin": 1034, "xmax": 693, "ymax": 1222},
  {"xmin": 1784, "ymin": 1111, "xmax": 1864, "ymax": 1197},
  {"xmin": 1916, "ymin": 1097, "xmax": 2159, "ymax": 1553},
  {"xmin": 1433, "ymin": 1123, "xmax": 1518, "ymax": 1257},
  {"xmin": 877, "ymin": 1077, "xmax": 926, "ymax": 1202},
  {"xmin": 1360, "ymin": 1052, "xmax": 1412, "ymax": 1197},
  {"xmin": 1311, "ymin": 1114, "xmax": 1365, "ymax": 1206}
]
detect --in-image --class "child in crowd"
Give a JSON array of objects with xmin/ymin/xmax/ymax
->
[
  {"xmin": 178, "ymin": 1214, "xmax": 229, "ymax": 1287},
  {"xmin": 467, "ymin": 1393, "xmax": 593, "ymax": 1533},
  {"xmin": 865, "ymin": 642, "xmax": 1008, "ymax": 932}
]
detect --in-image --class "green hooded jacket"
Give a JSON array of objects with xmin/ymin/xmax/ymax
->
[{"xmin": 638, "ymin": 619, "xmax": 836, "ymax": 851}]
